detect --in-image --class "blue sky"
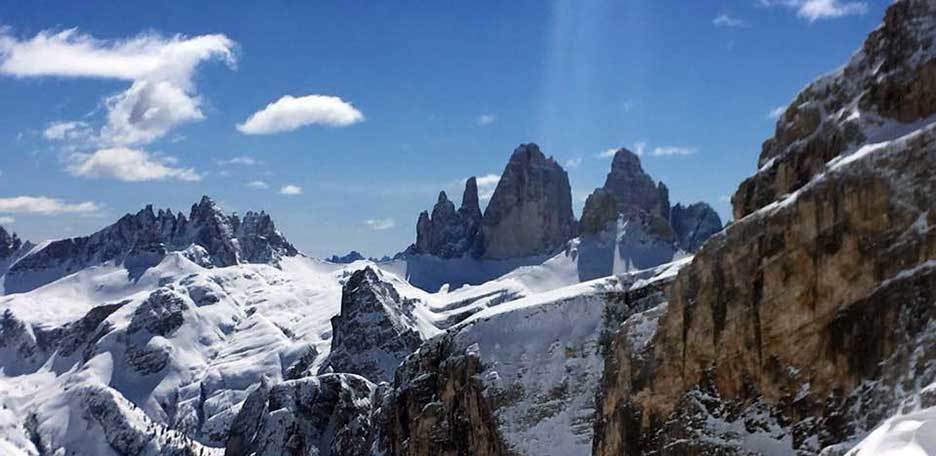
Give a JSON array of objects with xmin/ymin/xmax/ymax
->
[{"xmin": 0, "ymin": 0, "xmax": 888, "ymax": 257}]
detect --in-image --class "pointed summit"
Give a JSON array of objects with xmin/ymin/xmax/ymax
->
[{"xmin": 479, "ymin": 143, "xmax": 576, "ymax": 259}]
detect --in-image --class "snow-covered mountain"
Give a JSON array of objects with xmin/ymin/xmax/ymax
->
[{"xmin": 2, "ymin": 1, "xmax": 936, "ymax": 455}]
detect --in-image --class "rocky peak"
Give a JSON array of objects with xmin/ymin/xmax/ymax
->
[
  {"xmin": 0, "ymin": 225, "xmax": 23, "ymax": 259},
  {"xmin": 478, "ymin": 143, "xmax": 576, "ymax": 259},
  {"xmin": 735, "ymin": 0, "xmax": 936, "ymax": 219},
  {"xmin": 411, "ymin": 178, "xmax": 483, "ymax": 259},
  {"xmin": 4, "ymin": 195, "xmax": 298, "ymax": 294},
  {"xmin": 670, "ymin": 202, "xmax": 723, "ymax": 252},
  {"xmin": 602, "ymin": 148, "xmax": 670, "ymax": 219},
  {"xmin": 318, "ymin": 267, "xmax": 423, "ymax": 382},
  {"xmin": 327, "ymin": 250, "xmax": 366, "ymax": 264}
]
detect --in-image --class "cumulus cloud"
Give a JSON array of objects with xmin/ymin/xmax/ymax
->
[
  {"xmin": 279, "ymin": 184, "xmax": 303, "ymax": 195},
  {"xmin": 365, "ymin": 218, "xmax": 396, "ymax": 230},
  {"xmin": 0, "ymin": 196, "xmax": 100, "ymax": 215},
  {"xmin": 218, "ymin": 155, "xmax": 260, "ymax": 166},
  {"xmin": 758, "ymin": 0, "xmax": 867, "ymax": 21},
  {"xmin": 476, "ymin": 114, "xmax": 496, "ymax": 126},
  {"xmin": 246, "ymin": 180, "xmax": 269, "ymax": 189},
  {"xmin": 713, "ymin": 14, "xmax": 748, "ymax": 27},
  {"xmin": 237, "ymin": 95, "xmax": 363, "ymax": 135},
  {"xmin": 67, "ymin": 147, "xmax": 201, "ymax": 182},
  {"xmin": 0, "ymin": 28, "xmax": 234, "ymax": 180}
]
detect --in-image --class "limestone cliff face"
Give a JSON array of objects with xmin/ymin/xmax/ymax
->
[
  {"xmin": 479, "ymin": 144, "xmax": 577, "ymax": 259},
  {"xmin": 594, "ymin": 1, "xmax": 936, "ymax": 454}
]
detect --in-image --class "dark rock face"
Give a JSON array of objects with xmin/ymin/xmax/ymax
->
[
  {"xmin": 412, "ymin": 177, "xmax": 484, "ymax": 259},
  {"xmin": 128, "ymin": 289, "xmax": 188, "ymax": 337},
  {"xmin": 0, "ymin": 225, "xmax": 23, "ymax": 259},
  {"xmin": 318, "ymin": 267, "xmax": 423, "ymax": 383},
  {"xmin": 594, "ymin": 2, "xmax": 936, "ymax": 454},
  {"xmin": 225, "ymin": 374, "xmax": 377, "ymax": 456},
  {"xmin": 479, "ymin": 143, "xmax": 577, "ymax": 259},
  {"xmin": 327, "ymin": 251, "xmax": 366, "ymax": 264},
  {"xmin": 577, "ymin": 148, "xmax": 722, "ymax": 280},
  {"xmin": 733, "ymin": 0, "xmax": 936, "ymax": 220},
  {"xmin": 670, "ymin": 202, "xmax": 723, "ymax": 252},
  {"xmin": 4, "ymin": 195, "xmax": 298, "ymax": 294},
  {"xmin": 602, "ymin": 148, "xmax": 670, "ymax": 220}
]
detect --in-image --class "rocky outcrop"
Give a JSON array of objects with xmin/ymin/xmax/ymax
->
[
  {"xmin": 409, "ymin": 176, "xmax": 481, "ymax": 258},
  {"xmin": 411, "ymin": 177, "xmax": 484, "ymax": 259},
  {"xmin": 327, "ymin": 250, "xmax": 365, "ymax": 264},
  {"xmin": 594, "ymin": 2, "xmax": 936, "ymax": 454},
  {"xmin": 580, "ymin": 148, "xmax": 721, "ymax": 252},
  {"xmin": 733, "ymin": 0, "xmax": 936, "ymax": 220},
  {"xmin": 670, "ymin": 202, "xmax": 723, "ymax": 252},
  {"xmin": 318, "ymin": 267, "xmax": 423, "ymax": 383},
  {"xmin": 4, "ymin": 195, "xmax": 298, "ymax": 293},
  {"xmin": 0, "ymin": 225, "xmax": 23, "ymax": 259},
  {"xmin": 225, "ymin": 374, "xmax": 377, "ymax": 456},
  {"xmin": 479, "ymin": 143, "xmax": 577, "ymax": 259},
  {"xmin": 376, "ymin": 266, "xmax": 680, "ymax": 456}
]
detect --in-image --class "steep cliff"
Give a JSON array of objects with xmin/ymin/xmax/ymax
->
[{"xmin": 594, "ymin": 1, "xmax": 936, "ymax": 454}]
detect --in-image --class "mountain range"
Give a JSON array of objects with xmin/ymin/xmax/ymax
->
[{"xmin": 1, "ymin": 1, "xmax": 935, "ymax": 455}]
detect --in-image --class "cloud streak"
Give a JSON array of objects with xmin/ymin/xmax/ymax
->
[
  {"xmin": 713, "ymin": 14, "xmax": 748, "ymax": 27},
  {"xmin": 67, "ymin": 147, "xmax": 201, "ymax": 182},
  {"xmin": 758, "ymin": 0, "xmax": 867, "ymax": 21},
  {"xmin": 237, "ymin": 94, "xmax": 363, "ymax": 135},
  {"xmin": 0, "ymin": 196, "xmax": 101, "ymax": 215},
  {"xmin": 365, "ymin": 218, "xmax": 396, "ymax": 230},
  {"xmin": 279, "ymin": 184, "xmax": 303, "ymax": 195}
]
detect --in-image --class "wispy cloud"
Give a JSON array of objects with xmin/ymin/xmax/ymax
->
[
  {"xmin": 564, "ymin": 157, "xmax": 583, "ymax": 169},
  {"xmin": 0, "ymin": 196, "xmax": 101, "ymax": 215},
  {"xmin": 651, "ymin": 145, "xmax": 696, "ymax": 157},
  {"xmin": 0, "ymin": 216, "xmax": 14, "ymax": 224},
  {"xmin": 43, "ymin": 121, "xmax": 92, "ymax": 141},
  {"xmin": 365, "ymin": 218, "xmax": 396, "ymax": 230},
  {"xmin": 217, "ymin": 155, "xmax": 260, "ymax": 166},
  {"xmin": 476, "ymin": 114, "xmax": 496, "ymax": 126},
  {"xmin": 279, "ymin": 184, "xmax": 303, "ymax": 195},
  {"xmin": 67, "ymin": 147, "xmax": 201, "ymax": 182},
  {"xmin": 246, "ymin": 180, "xmax": 269, "ymax": 189},
  {"xmin": 768, "ymin": 106, "xmax": 787, "ymax": 119},
  {"xmin": 237, "ymin": 95, "xmax": 363, "ymax": 135},
  {"xmin": 758, "ymin": 0, "xmax": 867, "ymax": 21},
  {"xmin": 597, "ymin": 148, "xmax": 618, "ymax": 158},
  {"xmin": 713, "ymin": 14, "xmax": 748, "ymax": 28}
]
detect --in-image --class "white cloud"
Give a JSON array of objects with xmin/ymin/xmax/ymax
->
[
  {"xmin": 246, "ymin": 180, "xmax": 269, "ymax": 189},
  {"xmin": 279, "ymin": 184, "xmax": 303, "ymax": 195},
  {"xmin": 100, "ymin": 79, "xmax": 204, "ymax": 146},
  {"xmin": 218, "ymin": 155, "xmax": 260, "ymax": 166},
  {"xmin": 0, "ymin": 196, "xmax": 100, "ymax": 215},
  {"xmin": 67, "ymin": 147, "xmax": 201, "ymax": 182},
  {"xmin": 474, "ymin": 174, "xmax": 500, "ymax": 200},
  {"xmin": 0, "ymin": 28, "xmax": 235, "ymax": 85},
  {"xmin": 633, "ymin": 142, "xmax": 647, "ymax": 156},
  {"xmin": 237, "ymin": 95, "xmax": 363, "ymax": 135},
  {"xmin": 365, "ymin": 218, "xmax": 396, "ymax": 230},
  {"xmin": 768, "ymin": 105, "xmax": 787, "ymax": 119},
  {"xmin": 476, "ymin": 114, "xmax": 496, "ymax": 126},
  {"xmin": 1, "ymin": 28, "xmax": 235, "ymax": 167},
  {"xmin": 564, "ymin": 157, "xmax": 583, "ymax": 169},
  {"xmin": 713, "ymin": 14, "xmax": 748, "ymax": 27},
  {"xmin": 597, "ymin": 148, "xmax": 618, "ymax": 158},
  {"xmin": 758, "ymin": 0, "xmax": 867, "ymax": 21},
  {"xmin": 651, "ymin": 145, "xmax": 696, "ymax": 156},
  {"xmin": 43, "ymin": 121, "xmax": 92, "ymax": 141},
  {"xmin": 0, "ymin": 216, "xmax": 14, "ymax": 224}
]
